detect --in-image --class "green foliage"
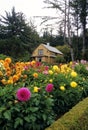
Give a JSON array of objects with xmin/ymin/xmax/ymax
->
[
  {"xmin": 52, "ymin": 73, "xmax": 83, "ymax": 117},
  {"xmin": 45, "ymin": 97, "xmax": 88, "ymax": 130},
  {"xmin": 74, "ymin": 63, "xmax": 88, "ymax": 97},
  {"xmin": 56, "ymin": 45, "xmax": 71, "ymax": 62},
  {"xmin": 13, "ymin": 51, "xmax": 31, "ymax": 62},
  {"xmin": 0, "ymin": 84, "xmax": 55, "ymax": 130},
  {"xmin": 74, "ymin": 63, "xmax": 88, "ymax": 78},
  {"xmin": 0, "ymin": 54, "xmax": 8, "ymax": 60},
  {"xmin": 0, "ymin": 7, "xmax": 40, "ymax": 59},
  {"xmin": 55, "ymin": 55, "xmax": 65, "ymax": 63}
]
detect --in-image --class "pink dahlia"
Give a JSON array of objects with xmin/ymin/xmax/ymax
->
[
  {"xmin": 45, "ymin": 83, "xmax": 54, "ymax": 92},
  {"xmin": 16, "ymin": 87, "xmax": 31, "ymax": 102}
]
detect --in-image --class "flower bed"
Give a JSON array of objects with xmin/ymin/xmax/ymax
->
[{"xmin": 0, "ymin": 58, "xmax": 88, "ymax": 130}]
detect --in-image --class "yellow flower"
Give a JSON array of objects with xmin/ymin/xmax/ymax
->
[
  {"xmin": 70, "ymin": 81, "xmax": 77, "ymax": 88},
  {"xmin": 33, "ymin": 73, "xmax": 38, "ymax": 78},
  {"xmin": 53, "ymin": 65, "xmax": 60, "ymax": 72},
  {"xmin": 48, "ymin": 70, "xmax": 53, "ymax": 75},
  {"xmin": 7, "ymin": 79, "xmax": 13, "ymax": 84},
  {"xmin": 34, "ymin": 86, "xmax": 39, "ymax": 92},
  {"xmin": 60, "ymin": 86, "xmax": 66, "ymax": 91},
  {"xmin": 49, "ymin": 79, "xmax": 53, "ymax": 83},
  {"xmin": 71, "ymin": 71, "xmax": 77, "ymax": 77},
  {"xmin": 70, "ymin": 61, "xmax": 72, "ymax": 65}
]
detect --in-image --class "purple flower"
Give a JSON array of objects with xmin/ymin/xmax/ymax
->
[
  {"xmin": 16, "ymin": 87, "xmax": 31, "ymax": 102},
  {"xmin": 45, "ymin": 83, "xmax": 54, "ymax": 92}
]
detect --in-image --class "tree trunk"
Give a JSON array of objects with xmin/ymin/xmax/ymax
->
[
  {"xmin": 67, "ymin": 0, "xmax": 74, "ymax": 61},
  {"xmin": 82, "ymin": 27, "xmax": 86, "ymax": 58},
  {"xmin": 64, "ymin": 0, "xmax": 67, "ymax": 44}
]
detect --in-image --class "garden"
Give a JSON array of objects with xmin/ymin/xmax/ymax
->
[{"xmin": 0, "ymin": 57, "xmax": 88, "ymax": 130}]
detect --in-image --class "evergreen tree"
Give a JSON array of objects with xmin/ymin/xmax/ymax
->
[
  {"xmin": 0, "ymin": 7, "xmax": 40, "ymax": 59},
  {"xmin": 71, "ymin": 0, "xmax": 88, "ymax": 58}
]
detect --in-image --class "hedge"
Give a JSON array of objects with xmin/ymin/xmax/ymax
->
[{"xmin": 45, "ymin": 97, "xmax": 88, "ymax": 130}]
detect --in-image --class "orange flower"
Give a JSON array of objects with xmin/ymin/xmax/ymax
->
[
  {"xmin": 16, "ymin": 72, "xmax": 21, "ymax": 78},
  {"xmin": 12, "ymin": 75, "xmax": 19, "ymax": 82},
  {"xmin": 5, "ymin": 57, "xmax": 12, "ymax": 64},
  {"xmin": 0, "ymin": 71, "xmax": 3, "ymax": 76},
  {"xmin": 31, "ymin": 60, "xmax": 36, "ymax": 66},
  {"xmin": 1, "ymin": 79, "xmax": 7, "ymax": 85},
  {"xmin": 33, "ymin": 73, "xmax": 38, "ymax": 78},
  {"xmin": 3, "ymin": 62, "xmax": 9, "ymax": 68}
]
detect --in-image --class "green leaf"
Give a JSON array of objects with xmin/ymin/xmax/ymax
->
[
  {"xmin": 29, "ymin": 107, "xmax": 39, "ymax": 112},
  {"xmin": 24, "ymin": 116, "xmax": 30, "ymax": 122},
  {"xmin": 42, "ymin": 114, "xmax": 47, "ymax": 121},
  {"xmin": 14, "ymin": 117, "xmax": 23, "ymax": 128},
  {"xmin": 3, "ymin": 110, "xmax": 11, "ymax": 120},
  {"xmin": 0, "ymin": 107, "xmax": 6, "ymax": 113}
]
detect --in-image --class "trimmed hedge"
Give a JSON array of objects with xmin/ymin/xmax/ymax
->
[{"xmin": 45, "ymin": 97, "xmax": 88, "ymax": 130}]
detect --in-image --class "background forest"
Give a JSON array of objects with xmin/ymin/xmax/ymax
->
[{"xmin": 0, "ymin": 0, "xmax": 88, "ymax": 62}]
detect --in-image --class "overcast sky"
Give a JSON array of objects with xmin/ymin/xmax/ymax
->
[{"xmin": 0, "ymin": 0, "xmax": 58, "ymax": 34}]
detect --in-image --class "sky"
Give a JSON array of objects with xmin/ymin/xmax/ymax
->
[{"xmin": 0, "ymin": 0, "xmax": 58, "ymax": 35}]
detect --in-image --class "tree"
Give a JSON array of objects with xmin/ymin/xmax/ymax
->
[
  {"xmin": 71, "ymin": 0, "xmax": 88, "ymax": 58},
  {"xmin": 0, "ymin": 7, "xmax": 40, "ymax": 59},
  {"xmin": 43, "ymin": 0, "xmax": 75, "ymax": 61},
  {"xmin": 56, "ymin": 44, "xmax": 71, "ymax": 62}
]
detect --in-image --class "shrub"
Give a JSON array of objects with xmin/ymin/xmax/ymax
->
[
  {"xmin": 45, "ymin": 97, "xmax": 88, "ymax": 130},
  {"xmin": 55, "ymin": 55, "xmax": 66, "ymax": 63},
  {"xmin": 0, "ymin": 84, "xmax": 55, "ymax": 130}
]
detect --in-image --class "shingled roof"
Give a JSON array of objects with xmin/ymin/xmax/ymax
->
[{"xmin": 42, "ymin": 43, "xmax": 63, "ymax": 55}]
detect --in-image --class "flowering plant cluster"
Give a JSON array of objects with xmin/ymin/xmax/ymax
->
[{"xmin": 0, "ymin": 58, "xmax": 88, "ymax": 130}]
